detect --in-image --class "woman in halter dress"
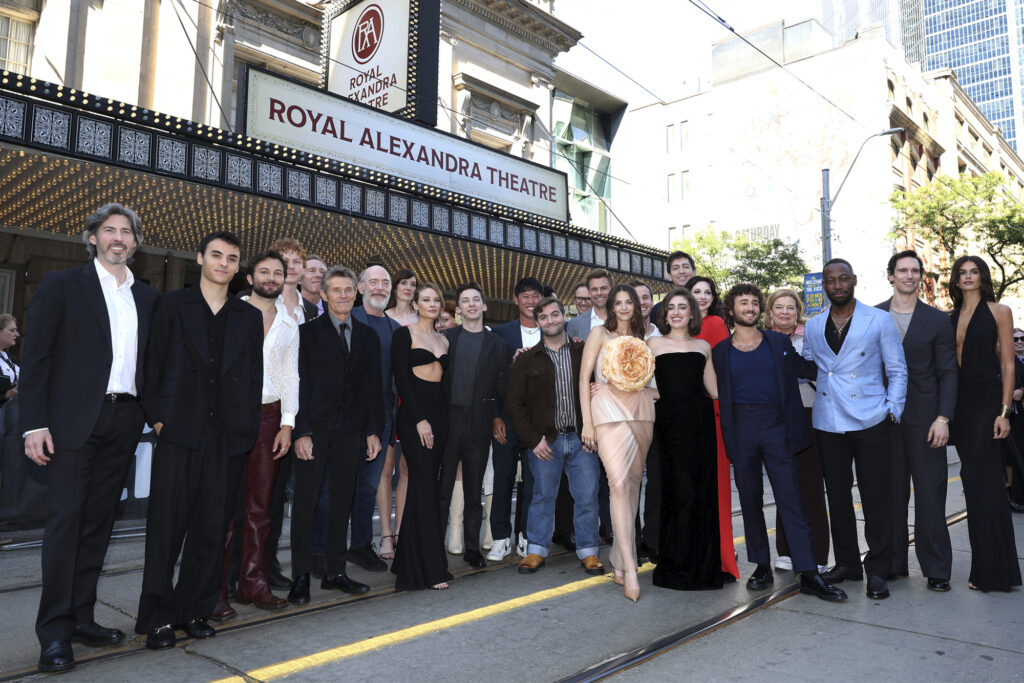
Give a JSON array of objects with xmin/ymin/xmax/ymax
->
[{"xmin": 580, "ymin": 284, "xmax": 655, "ymax": 602}]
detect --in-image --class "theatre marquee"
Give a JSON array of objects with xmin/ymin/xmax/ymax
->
[{"xmin": 243, "ymin": 68, "xmax": 569, "ymax": 223}]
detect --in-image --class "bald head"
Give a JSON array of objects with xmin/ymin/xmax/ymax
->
[{"xmin": 359, "ymin": 265, "xmax": 392, "ymax": 312}]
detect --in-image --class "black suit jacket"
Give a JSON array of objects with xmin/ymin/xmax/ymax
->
[
  {"xmin": 444, "ymin": 326, "xmax": 509, "ymax": 440},
  {"xmin": 712, "ymin": 330, "xmax": 813, "ymax": 459},
  {"xmin": 301, "ymin": 297, "xmax": 319, "ymax": 322},
  {"xmin": 20, "ymin": 262, "xmax": 158, "ymax": 450},
  {"xmin": 876, "ymin": 298, "xmax": 957, "ymax": 426},
  {"xmin": 142, "ymin": 286, "xmax": 264, "ymax": 454},
  {"xmin": 295, "ymin": 313, "xmax": 383, "ymax": 439}
]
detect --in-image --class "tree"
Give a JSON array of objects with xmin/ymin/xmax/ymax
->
[
  {"xmin": 890, "ymin": 171, "xmax": 1024, "ymax": 299},
  {"xmin": 676, "ymin": 229, "xmax": 809, "ymax": 293}
]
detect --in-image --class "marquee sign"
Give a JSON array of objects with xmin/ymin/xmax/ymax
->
[
  {"xmin": 244, "ymin": 68, "xmax": 569, "ymax": 222},
  {"xmin": 321, "ymin": 0, "xmax": 440, "ymax": 127}
]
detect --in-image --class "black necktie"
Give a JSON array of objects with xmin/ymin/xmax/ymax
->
[{"xmin": 338, "ymin": 323, "xmax": 350, "ymax": 363}]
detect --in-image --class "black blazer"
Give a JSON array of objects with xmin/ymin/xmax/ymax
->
[
  {"xmin": 444, "ymin": 326, "xmax": 509, "ymax": 439},
  {"xmin": 19, "ymin": 262, "xmax": 158, "ymax": 450},
  {"xmin": 142, "ymin": 286, "xmax": 264, "ymax": 454},
  {"xmin": 301, "ymin": 297, "xmax": 319, "ymax": 322},
  {"xmin": 712, "ymin": 330, "xmax": 814, "ymax": 459},
  {"xmin": 876, "ymin": 298, "xmax": 957, "ymax": 426},
  {"xmin": 295, "ymin": 313, "xmax": 383, "ymax": 439}
]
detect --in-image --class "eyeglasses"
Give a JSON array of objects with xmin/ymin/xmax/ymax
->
[
  {"xmin": 1015, "ymin": 336, "xmax": 1024, "ymax": 342},
  {"xmin": 575, "ymin": 296, "xmax": 592, "ymax": 303}
]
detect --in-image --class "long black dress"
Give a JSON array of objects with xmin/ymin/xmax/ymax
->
[
  {"xmin": 391, "ymin": 327, "xmax": 453, "ymax": 591},
  {"xmin": 951, "ymin": 303, "xmax": 1022, "ymax": 592},
  {"xmin": 652, "ymin": 352, "xmax": 724, "ymax": 590}
]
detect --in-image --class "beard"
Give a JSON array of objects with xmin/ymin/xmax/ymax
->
[
  {"xmin": 252, "ymin": 281, "xmax": 284, "ymax": 299},
  {"xmin": 99, "ymin": 241, "xmax": 134, "ymax": 265},
  {"xmin": 365, "ymin": 292, "xmax": 389, "ymax": 311},
  {"xmin": 733, "ymin": 314, "xmax": 760, "ymax": 328},
  {"xmin": 826, "ymin": 290, "xmax": 854, "ymax": 307}
]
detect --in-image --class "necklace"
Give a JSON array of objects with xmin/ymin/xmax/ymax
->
[
  {"xmin": 830, "ymin": 313, "xmax": 853, "ymax": 335},
  {"xmin": 732, "ymin": 334, "xmax": 762, "ymax": 351}
]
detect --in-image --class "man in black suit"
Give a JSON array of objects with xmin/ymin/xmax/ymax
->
[
  {"xmin": 439, "ymin": 283, "xmax": 509, "ymax": 568},
  {"xmin": 21, "ymin": 203, "xmax": 158, "ymax": 673},
  {"xmin": 877, "ymin": 250, "xmax": 958, "ymax": 591},
  {"xmin": 712, "ymin": 283, "xmax": 846, "ymax": 602},
  {"xmin": 136, "ymin": 231, "xmax": 263, "ymax": 650},
  {"xmin": 489, "ymin": 276, "xmax": 544, "ymax": 560},
  {"xmin": 288, "ymin": 266, "xmax": 383, "ymax": 604}
]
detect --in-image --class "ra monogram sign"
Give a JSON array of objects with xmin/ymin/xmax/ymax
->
[{"xmin": 321, "ymin": 0, "xmax": 440, "ymax": 127}]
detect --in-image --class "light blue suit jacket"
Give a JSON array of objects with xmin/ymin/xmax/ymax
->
[{"xmin": 801, "ymin": 300, "xmax": 908, "ymax": 433}]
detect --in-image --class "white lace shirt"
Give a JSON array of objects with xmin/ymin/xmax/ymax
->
[{"xmin": 245, "ymin": 295, "xmax": 300, "ymax": 428}]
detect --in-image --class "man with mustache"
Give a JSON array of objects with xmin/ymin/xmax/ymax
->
[
  {"xmin": 801, "ymin": 258, "xmax": 907, "ymax": 601},
  {"xmin": 22, "ymin": 203, "xmax": 158, "ymax": 673}
]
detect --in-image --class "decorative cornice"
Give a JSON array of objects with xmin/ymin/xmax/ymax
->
[
  {"xmin": 230, "ymin": 1, "xmax": 321, "ymax": 49},
  {"xmin": 448, "ymin": 0, "xmax": 581, "ymax": 56}
]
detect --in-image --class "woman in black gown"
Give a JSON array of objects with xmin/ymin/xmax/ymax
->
[
  {"xmin": 647, "ymin": 288, "xmax": 725, "ymax": 590},
  {"xmin": 949, "ymin": 256, "xmax": 1022, "ymax": 592},
  {"xmin": 391, "ymin": 283, "xmax": 453, "ymax": 591}
]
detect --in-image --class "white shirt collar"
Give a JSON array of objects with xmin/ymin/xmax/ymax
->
[{"xmin": 93, "ymin": 258, "xmax": 134, "ymax": 289}]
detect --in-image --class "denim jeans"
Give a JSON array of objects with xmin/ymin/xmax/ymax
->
[{"xmin": 526, "ymin": 432, "xmax": 600, "ymax": 559}]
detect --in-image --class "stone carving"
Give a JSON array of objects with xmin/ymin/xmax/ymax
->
[
  {"xmin": 232, "ymin": 1, "xmax": 320, "ymax": 46},
  {"xmin": 470, "ymin": 93, "xmax": 521, "ymax": 126}
]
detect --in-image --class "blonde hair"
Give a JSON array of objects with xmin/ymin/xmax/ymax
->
[{"xmin": 765, "ymin": 289, "xmax": 805, "ymax": 330}]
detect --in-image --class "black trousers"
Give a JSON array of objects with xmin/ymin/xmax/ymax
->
[
  {"xmin": 731, "ymin": 404, "xmax": 816, "ymax": 572},
  {"xmin": 36, "ymin": 401, "xmax": 143, "ymax": 645},
  {"xmin": 890, "ymin": 421, "xmax": 952, "ymax": 580},
  {"xmin": 817, "ymin": 418, "xmax": 893, "ymax": 578},
  {"xmin": 290, "ymin": 429, "xmax": 361, "ymax": 577},
  {"xmin": 265, "ymin": 450, "xmax": 292, "ymax": 571},
  {"xmin": 439, "ymin": 406, "xmax": 490, "ymax": 553},
  {"xmin": 641, "ymin": 438, "xmax": 661, "ymax": 552},
  {"xmin": 136, "ymin": 427, "xmax": 244, "ymax": 633}
]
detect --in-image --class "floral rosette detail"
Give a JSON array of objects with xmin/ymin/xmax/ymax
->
[{"xmin": 601, "ymin": 335, "xmax": 655, "ymax": 392}]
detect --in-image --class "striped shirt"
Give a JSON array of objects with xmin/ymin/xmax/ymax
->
[{"xmin": 543, "ymin": 335, "xmax": 576, "ymax": 431}]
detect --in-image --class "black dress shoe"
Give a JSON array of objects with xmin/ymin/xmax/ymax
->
[
  {"xmin": 746, "ymin": 564, "xmax": 774, "ymax": 591},
  {"xmin": 72, "ymin": 621, "xmax": 125, "ymax": 647},
  {"xmin": 866, "ymin": 575, "xmax": 890, "ymax": 599},
  {"xmin": 1009, "ymin": 493, "xmax": 1024, "ymax": 513},
  {"xmin": 799, "ymin": 572, "xmax": 848, "ymax": 602},
  {"xmin": 146, "ymin": 625, "xmax": 175, "ymax": 650},
  {"xmin": 312, "ymin": 554, "xmax": 327, "ymax": 579},
  {"xmin": 288, "ymin": 574, "xmax": 311, "ymax": 604},
  {"xmin": 822, "ymin": 565, "xmax": 863, "ymax": 583},
  {"xmin": 927, "ymin": 577, "xmax": 951, "ymax": 592},
  {"xmin": 463, "ymin": 549, "xmax": 487, "ymax": 568},
  {"xmin": 268, "ymin": 568, "xmax": 293, "ymax": 589},
  {"xmin": 178, "ymin": 618, "xmax": 216, "ymax": 639},
  {"xmin": 347, "ymin": 542, "xmax": 388, "ymax": 573},
  {"xmin": 38, "ymin": 640, "xmax": 75, "ymax": 673},
  {"xmin": 321, "ymin": 572, "xmax": 371, "ymax": 595}
]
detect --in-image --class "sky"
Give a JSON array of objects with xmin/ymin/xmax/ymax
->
[{"xmin": 551, "ymin": 0, "xmax": 822, "ymax": 106}]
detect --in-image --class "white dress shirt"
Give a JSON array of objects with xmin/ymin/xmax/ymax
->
[
  {"xmin": 589, "ymin": 308, "xmax": 605, "ymax": 331},
  {"xmin": 95, "ymin": 258, "xmax": 139, "ymax": 395},
  {"xmin": 244, "ymin": 295, "xmax": 300, "ymax": 428}
]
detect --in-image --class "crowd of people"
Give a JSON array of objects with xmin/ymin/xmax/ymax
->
[{"xmin": 15, "ymin": 203, "xmax": 1024, "ymax": 673}]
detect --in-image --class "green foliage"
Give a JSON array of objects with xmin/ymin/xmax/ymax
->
[
  {"xmin": 676, "ymin": 229, "xmax": 809, "ymax": 293},
  {"xmin": 890, "ymin": 171, "xmax": 1024, "ymax": 299}
]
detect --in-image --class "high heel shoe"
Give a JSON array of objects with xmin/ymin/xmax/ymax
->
[
  {"xmin": 623, "ymin": 571, "xmax": 640, "ymax": 602},
  {"xmin": 613, "ymin": 570, "xmax": 624, "ymax": 586}
]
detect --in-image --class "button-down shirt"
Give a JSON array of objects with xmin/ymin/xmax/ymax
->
[
  {"xmin": 543, "ymin": 334, "xmax": 576, "ymax": 431},
  {"xmin": 94, "ymin": 258, "xmax": 138, "ymax": 395},
  {"xmin": 589, "ymin": 308, "xmax": 605, "ymax": 331},
  {"xmin": 244, "ymin": 295, "xmax": 300, "ymax": 428},
  {"xmin": 328, "ymin": 312, "xmax": 352, "ymax": 350}
]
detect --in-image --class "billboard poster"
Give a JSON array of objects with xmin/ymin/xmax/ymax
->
[{"xmin": 804, "ymin": 272, "xmax": 825, "ymax": 315}]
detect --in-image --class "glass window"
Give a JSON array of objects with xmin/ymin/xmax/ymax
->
[
  {"xmin": 666, "ymin": 124, "xmax": 677, "ymax": 153},
  {"xmin": 0, "ymin": 15, "xmax": 32, "ymax": 75}
]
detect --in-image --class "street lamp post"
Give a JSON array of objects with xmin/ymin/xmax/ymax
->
[{"xmin": 820, "ymin": 127, "xmax": 904, "ymax": 265}]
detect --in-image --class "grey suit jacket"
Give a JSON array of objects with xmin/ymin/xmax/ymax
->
[{"xmin": 566, "ymin": 312, "xmax": 596, "ymax": 341}]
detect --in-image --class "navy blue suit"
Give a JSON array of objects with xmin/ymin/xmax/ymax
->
[{"xmin": 712, "ymin": 330, "xmax": 819, "ymax": 572}]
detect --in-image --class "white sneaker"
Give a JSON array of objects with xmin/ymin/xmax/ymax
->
[
  {"xmin": 774, "ymin": 556, "xmax": 793, "ymax": 571},
  {"xmin": 516, "ymin": 532, "xmax": 528, "ymax": 558},
  {"xmin": 487, "ymin": 537, "xmax": 512, "ymax": 561},
  {"xmin": 818, "ymin": 564, "xmax": 830, "ymax": 574}
]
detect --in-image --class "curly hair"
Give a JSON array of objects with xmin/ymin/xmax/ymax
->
[
  {"xmin": 270, "ymin": 237, "xmax": 307, "ymax": 264},
  {"xmin": 722, "ymin": 283, "xmax": 767, "ymax": 328},
  {"xmin": 656, "ymin": 287, "xmax": 702, "ymax": 337}
]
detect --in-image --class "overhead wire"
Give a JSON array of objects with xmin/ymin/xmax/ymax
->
[{"xmin": 169, "ymin": 0, "xmax": 233, "ymax": 132}]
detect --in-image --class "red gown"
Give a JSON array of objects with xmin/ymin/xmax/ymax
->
[{"xmin": 696, "ymin": 314, "xmax": 739, "ymax": 579}]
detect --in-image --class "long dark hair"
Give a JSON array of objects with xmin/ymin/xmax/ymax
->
[
  {"xmin": 949, "ymin": 255, "xmax": 996, "ymax": 309},
  {"xmin": 603, "ymin": 284, "xmax": 646, "ymax": 339},
  {"xmin": 388, "ymin": 268, "xmax": 417, "ymax": 309},
  {"xmin": 685, "ymin": 275, "xmax": 723, "ymax": 317}
]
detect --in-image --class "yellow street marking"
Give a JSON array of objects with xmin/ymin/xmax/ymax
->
[{"xmin": 211, "ymin": 564, "xmax": 655, "ymax": 682}]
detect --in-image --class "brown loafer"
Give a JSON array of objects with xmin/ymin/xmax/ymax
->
[
  {"xmin": 518, "ymin": 553, "xmax": 545, "ymax": 574},
  {"xmin": 580, "ymin": 555, "xmax": 605, "ymax": 576},
  {"xmin": 238, "ymin": 591, "xmax": 288, "ymax": 610},
  {"xmin": 210, "ymin": 600, "xmax": 236, "ymax": 622}
]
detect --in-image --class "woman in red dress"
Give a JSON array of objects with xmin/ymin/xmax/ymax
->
[{"xmin": 686, "ymin": 276, "xmax": 739, "ymax": 581}]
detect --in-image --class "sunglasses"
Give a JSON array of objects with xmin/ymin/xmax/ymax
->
[{"xmin": 1015, "ymin": 336, "xmax": 1024, "ymax": 342}]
